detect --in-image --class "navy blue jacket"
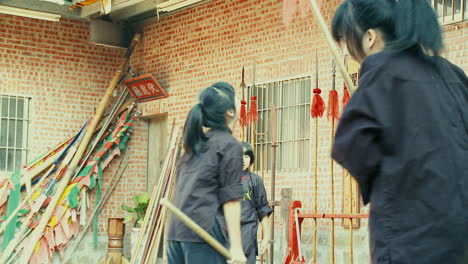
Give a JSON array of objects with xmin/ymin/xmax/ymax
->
[
  {"xmin": 332, "ymin": 50, "xmax": 468, "ymax": 263},
  {"xmin": 168, "ymin": 129, "xmax": 244, "ymax": 243},
  {"xmin": 218, "ymin": 170, "xmax": 273, "ymax": 255}
]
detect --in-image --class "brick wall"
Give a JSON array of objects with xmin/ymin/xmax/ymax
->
[
  {"xmin": 134, "ymin": 0, "xmax": 468, "ymax": 263},
  {"xmin": 0, "ymin": 14, "xmax": 148, "ymax": 261},
  {"xmin": 0, "ymin": 0, "xmax": 467, "ymax": 262}
]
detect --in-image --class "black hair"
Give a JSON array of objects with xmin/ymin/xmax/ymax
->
[
  {"xmin": 183, "ymin": 82, "xmax": 236, "ymax": 155},
  {"xmin": 241, "ymin": 142, "xmax": 255, "ymax": 165},
  {"xmin": 331, "ymin": 0, "xmax": 443, "ymax": 61}
]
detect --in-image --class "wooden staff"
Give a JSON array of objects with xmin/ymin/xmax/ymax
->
[
  {"xmin": 130, "ymin": 127, "xmax": 179, "ymax": 264},
  {"xmin": 143, "ymin": 140, "xmax": 181, "ymax": 264},
  {"xmin": 328, "ymin": 61, "xmax": 339, "ymax": 264},
  {"xmin": 269, "ymin": 104, "xmax": 277, "ymax": 264},
  {"xmin": 19, "ymin": 33, "xmax": 141, "ymax": 263},
  {"xmin": 308, "ymin": 0, "xmax": 356, "ymax": 94},
  {"xmin": 160, "ymin": 198, "xmax": 231, "ymax": 259},
  {"xmin": 63, "ymin": 156, "xmax": 130, "ymax": 262}
]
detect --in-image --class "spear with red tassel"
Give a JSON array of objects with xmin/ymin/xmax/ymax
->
[
  {"xmin": 327, "ymin": 60, "xmax": 339, "ymax": 264},
  {"xmin": 248, "ymin": 61, "xmax": 258, "ymax": 170},
  {"xmin": 240, "ymin": 67, "xmax": 247, "ymax": 140},
  {"xmin": 310, "ymin": 50, "xmax": 325, "ymax": 263}
]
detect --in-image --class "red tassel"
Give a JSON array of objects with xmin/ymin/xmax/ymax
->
[
  {"xmin": 311, "ymin": 88, "xmax": 325, "ymax": 118},
  {"xmin": 327, "ymin": 90, "xmax": 339, "ymax": 121},
  {"xmin": 248, "ymin": 96, "xmax": 259, "ymax": 124},
  {"xmin": 342, "ymin": 85, "xmax": 351, "ymax": 110},
  {"xmin": 240, "ymin": 100, "xmax": 247, "ymax": 127}
]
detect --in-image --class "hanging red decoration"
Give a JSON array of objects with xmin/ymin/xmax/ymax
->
[
  {"xmin": 342, "ymin": 85, "xmax": 351, "ymax": 110},
  {"xmin": 327, "ymin": 90, "xmax": 339, "ymax": 121},
  {"xmin": 240, "ymin": 100, "xmax": 247, "ymax": 127},
  {"xmin": 311, "ymin": 88, "xmax": 325, "ymax": 118},
  {"xmin": 248, "ymin": 96, "xmax": 259, "ymax": 124}
]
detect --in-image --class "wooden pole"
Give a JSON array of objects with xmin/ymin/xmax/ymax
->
[
  {"xmin": 308, "ymin": 0, "xmax": 356, "ymax": 94},
  {"xmin": 330, "ymin": 117, "xmax": 335, "ymax": 264},
  {"xmin": 269, "ymin": 104, "xmax": 277, "ymax": 264},
  {"xmin": 313, "ymin": 117, "xmax": 318, "ymax": 263},
  {"xmin": 19, "ymin": 34, "xmax": 141, "ymax": 263},
  {"xmin": 160, "ymin": 198, "xmax": 231, "ymax": 260},
  {"xmin": 63, "ymin": 159, "xmax": 129, "ymax": 262},
  {"xmin": 130, "ymin": 127, "xmax": 179, "ymax": 264}
]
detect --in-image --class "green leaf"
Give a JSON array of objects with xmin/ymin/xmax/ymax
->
[
  {"xmin": 135, "ymin": 192, "xmax": 149, "ymax": 204},
  {"xmin": 123, "ymin": 213, "xmax": 136, "ymax": 223},
  {"xmin": 122, "ymin": 205, "xmax": 135, "ymax": 212},
  {"xmin": 136, "ymin": 218, "xmax": 144, "ymax": 226}
]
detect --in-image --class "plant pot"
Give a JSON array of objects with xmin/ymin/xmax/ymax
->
[{"xmin": 131, "ymin": 226, "xmax": 141, "ymax": 251}]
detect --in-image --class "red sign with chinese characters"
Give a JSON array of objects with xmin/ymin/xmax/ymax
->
[{"xmin": 123, "ymin": 74, "xmax": 168, "ymax": 102}]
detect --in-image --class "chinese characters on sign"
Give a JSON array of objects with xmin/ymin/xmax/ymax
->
[{"xmin": 123, "ymin": 74, "xmax": 168, "ymax": 102}]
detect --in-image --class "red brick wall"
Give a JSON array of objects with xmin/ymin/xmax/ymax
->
[
  {"xmin": 1, "ymin": 0, "xmax": 467, "ymax": 261},
  {"xmin": 135, "ymin": 0, "xmax": 468, "ymax": 213},
  {"xmin": 0, "ymin": 14, "xmax": 148, "ymax": 242}
]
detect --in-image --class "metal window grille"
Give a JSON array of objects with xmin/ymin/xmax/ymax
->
[
  {"xmin": 0, "ymin": 95, "xmax": 31, "ymax": 173},
  {"xmin": 430, "ymin": 0, "xmax": 466, "ymax": 25},
  {"xmin": 247, "ymin": 76, "xmax": 311, "ymax": 171}
]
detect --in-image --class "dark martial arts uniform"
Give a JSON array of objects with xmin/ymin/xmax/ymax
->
[
  {"xmin": 332, "ymin": 49, "xmax": 468, "ymax": 264},
  {"xmin": 167, "ymin": 128, "xmax": 244, "ymax": 264},
  {"xmin": 218, "ymin": 170, "xmax": 273, "ymax": 264}
]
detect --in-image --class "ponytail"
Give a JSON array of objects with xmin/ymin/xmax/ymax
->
[
  {"xmin": 390, "ymin": 0, "xmax": 442, "ymax": 56},
  {"xmin": 182, "ymin": 82, "xmax": 236, "ymax": 155},
  {"xmin": 183, "ymin": 104, "xmax": 208, "ymax": 155},
  {"xmin": 331, "ymin": 0, "xmax": 443, "ymax": 60}
]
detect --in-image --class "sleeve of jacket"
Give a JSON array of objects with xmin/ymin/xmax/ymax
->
[
  {"xmin": 217, "ymin": 140, "xmax": 244, "ymax": 205},
  {"xmin": 253, "ymin": 174, "xmax": 273, "ymax": 220},
  {"xmin": 332, "ymin": 66, "xmax": 391, "ymax": 205}
]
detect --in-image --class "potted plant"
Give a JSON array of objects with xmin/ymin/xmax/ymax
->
[{"xmin": 122, "ymin": 192, "xmax": 149, "ymax": 249}]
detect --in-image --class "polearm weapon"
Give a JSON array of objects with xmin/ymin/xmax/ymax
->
[
  {"xmin": 19, "ymin": 33, "xmax": 141, "ymax": 263},
  {"xmin": 0, "ymin": 121, "xmax": 87, "ymax": 264},
  {"xmin": 160, "ymin": 198, "xmax": 231, "ymax": 259},
  {"xmin": 240, "ymin": 67, "xmax": 247, "ymax": 141},
  {"xmin": 327, "ymin": 60, "xmax": 339, "ymax": 264},
  {"xmin": 308, "ymin": 0, "xmax": 356, "ymax": 94},
  {"xmin": 269, "ymin": 104, "xmax": 277, "ymax": 264},
  {"xmin": 0, "ymin": 92, "xmax": 132, "ymax": 237}
]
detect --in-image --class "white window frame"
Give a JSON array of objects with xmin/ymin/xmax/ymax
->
[
  {"xmin": 430, "ymin": 0, "xmax": 466, "ymax": 25},
  {"xmin": 0, "ymin": 94, "xmax": 31, "ymax": 177},
  {"xmin": 247, "ymin": 76, "xmax": 312, "ymax": 172}
]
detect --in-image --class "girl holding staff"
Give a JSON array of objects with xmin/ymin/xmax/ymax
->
[
  {"xmin": 330, "ymin": 0, "xmax": 468, "ymax": 263},
  {"xmin": 166, "ymin": 82, "xmax": 247, "ymax": 264}
]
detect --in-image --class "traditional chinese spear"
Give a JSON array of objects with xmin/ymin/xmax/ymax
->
[
  {"xmin": 310, "ymin": 50, "xmax": 325, "ymax": 263},
  {"xmin": 240, "ymin": 67, "xmax": 247, "ymax": 141},
  {"xmin": 269, "ymin": 104, "xmax": 277, "ymax": 264},
  {"xmin": 327, "ymin": 60, "xmax": 339, "ymax": 264},
  {"xmin": 0, "ymin": 121, "xmax": 87, "ymax": 263},
  {"xmin": 308, "ymin": 0, "xmax": 356, "ymax": 94},
  {"xmin": 18, "ymin": 33, "xmax": 141, "ymax": 263}
]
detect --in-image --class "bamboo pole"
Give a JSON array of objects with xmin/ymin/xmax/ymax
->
[
  {"xmin": 160, "ymin": 198, "xmax": 232, "ymax": 259},
  {"xmin": 141, "ymin": 146, "xmax": 177, "ymax": 263},
  {"xmin": 144, "ymin": 140, "xmax": 180, "ymax": 264},
  {"xmin": 308, "ymin": 0, "xmax": 356, "ymax": 94},
  {"xmin": 130, "ymin": 127, "xmax": 179, "ymax": 264},
  {"xmin": 19, "ymin": 34, "xmax": 141, "ymax": 263},
  {"xmin": 312, "ymin": 117, "xmax": 318, "ymax": 263},
  {"xmin": 269, "ymin": 104, "xmax": 277, "ymax": 264},
  {"xmin": 63, "ymin": 153, "xmax": 130, "ymax": 262},
  {"xmin": 330, "ymin": 116, "xmax": 335, "ymax": 264}
]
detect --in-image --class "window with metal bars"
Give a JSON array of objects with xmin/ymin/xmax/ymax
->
[
  {"xmin": 247, "ymin": 76, "xmax": 311, "ymax": 172},
  {"xmin": 429, "ymin": 0, "xmax": 466, "ymax": 24},
  {"xmin": 0, "ymin": 95, "xmax": 31, "ymax": 174}
]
